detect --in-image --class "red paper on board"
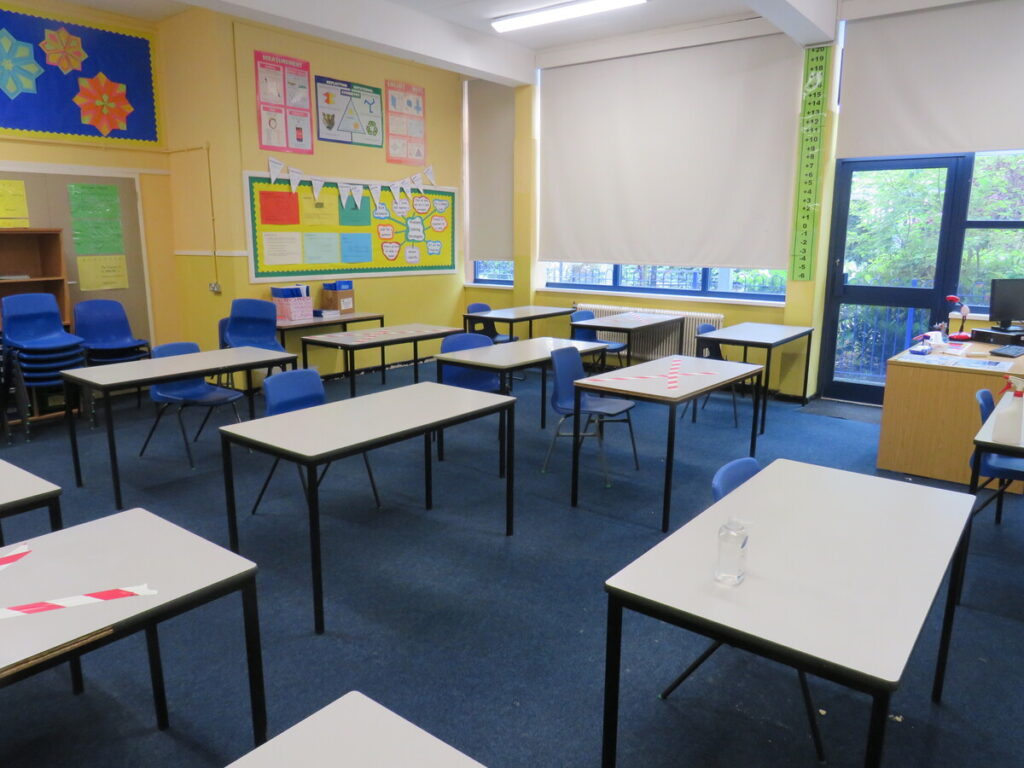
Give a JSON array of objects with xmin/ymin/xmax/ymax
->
[{"xmin": 259, "ymin": 190, "xmax": 299, "ymax": 225}]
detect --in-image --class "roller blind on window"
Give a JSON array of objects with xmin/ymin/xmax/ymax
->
[
  {"xmin": 538, "ymin": 33, "xmax": 802, "ymax": 268},
  {"xmin": 467, "ymin": 79, "xmax": 515, "ymax": 261},
  {"xmin": 837, "ymin": 0, "xmax": 1024, "ymax": 159}
]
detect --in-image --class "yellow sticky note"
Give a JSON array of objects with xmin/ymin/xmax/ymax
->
[
  {"xmin": 0, "ymin": 179, "xmax": 29, "ymax": 221},
  {"xmin": 77, "ymin": 254, "xmax": 129, "ymax": 291},
  {"xmin": 0, "ymin": 218, "xmax": 29, "ymax": 228},
  {"xmin": 298, "ymin": 185, "xmax": 339, "ymax": 227}
]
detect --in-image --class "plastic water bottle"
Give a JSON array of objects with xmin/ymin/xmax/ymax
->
[
  {"xmin": 992, "ymin": 390, "xmax": 1024, "ymax": 445},
  {"xmin": 715, "ymin": 518, "xmax": 748, "ymax": 586}
]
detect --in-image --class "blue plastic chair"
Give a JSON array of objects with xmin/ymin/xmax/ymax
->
[
  {"xmin": 138, "ymin": 342, "xmax": 243, "ymax": 469},
  {"xmin": 466, "ymin": 302, "xmax": 517, "ymax": 344},
  {"xmin": 570, "ymin": 309, "xmax": 626, "ymax": 367},
  {"xmin": 972, "ymin": 389, "xmax": 1024, "ymax": 523},
  {"xmin": 541, "ymin": 346, "xmax": 638, "ymax": 486},
  {"xmin": 1, "ymin": 294, "xmax": 82, "ymax": 351},
  {"xmin": 660, "ymin": 454, "xmax": 825, "ymax": 762},
  {"xmin": 225, "ymin": 299, "xmax": 286, "ymax": 353},
  {"xmin": 439, "ymin": 333, "xmax": 501, "ymax": 392},
  {"xmin": 685, "ymin": 322, "xmax": 738, "ymax": 427},
  {"xmin": 74, "ymin": 300, "xmax": 149, "ymax": 362},
  {"xmin": 250, "ymin": 369, "xmax": 379, "ymax": 514}
]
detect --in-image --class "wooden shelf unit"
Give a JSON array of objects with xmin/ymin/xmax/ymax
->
[{"xmin": 0, "ymin": 228, "xmax": 70, "ymax": 328}]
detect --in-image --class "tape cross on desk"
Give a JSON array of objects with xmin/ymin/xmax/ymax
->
[{"xmin": 583, "ymin": 359, "xmax": 716, "ymax": 391}]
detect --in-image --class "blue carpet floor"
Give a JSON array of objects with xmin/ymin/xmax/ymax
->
[{"xmin": 1, "ymin": 363, "xmax": 1021, "ymax": 767}]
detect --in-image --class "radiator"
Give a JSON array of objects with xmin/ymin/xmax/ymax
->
[{"xmin": 574, "ymin": 303, "xmax": 724, "ymax": 361}]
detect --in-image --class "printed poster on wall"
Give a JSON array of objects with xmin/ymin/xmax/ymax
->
[
  {"xmin": 315, "ymin": 76, "xmax": 382, "ymax": 148},
  {"xmin": 254, "ymin": 50, "xmax": 312, "ymax": 154},
  {"xmin": 385, "ymin": 80, "xmax": 425, "ymax": 165}
]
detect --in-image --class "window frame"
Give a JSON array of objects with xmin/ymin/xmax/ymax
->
[
  {"xmin": 543, "ymin": 263, "xmax": 787, "ymax": 301},
  {"xmin": 471, "ymin": 260, "xmax": 514, "ymax": 286}
]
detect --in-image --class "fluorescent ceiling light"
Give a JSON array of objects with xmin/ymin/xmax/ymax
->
[{"xmin": 491, "ymin": 0, "xmax": 647, "ymax": 33}]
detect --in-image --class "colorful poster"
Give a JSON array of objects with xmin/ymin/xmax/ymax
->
[
  {"xmin": 0, "ymin": 179, "xmax": 29, "ymax": 227},
  {"xmin": 245, "ymin": 172, "xmax": 455, "ymax": 281},
  {"xmin": 0, "ymin": 7, "xmax": 157, "ymax": 144},
  {"xmin": 67, "ymin": 183, "xmax": 124, "ymax": 254},
  {"xmin": 77, "ymin": 253, "xmax": 128, "ymax": 290},
  {"xmin": 315, "ymin": 76, "xmax": 382, "ymax": 147},
  {"xmin": 385, "ymin": 80, "xmax": 425, "ymax": 165},
  {"xmin": 254, "ymin": 50, "xmax": 312, "ymax": 154}
]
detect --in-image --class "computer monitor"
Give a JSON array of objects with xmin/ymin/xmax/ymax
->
[{"xmin": 989, "ymin": 278, "xmax": 1024, "ymax": 331}]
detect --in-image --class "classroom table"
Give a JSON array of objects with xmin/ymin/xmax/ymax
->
[
  {"xmin": 601, "ymin": 459, "xmax": 972, "ymax": 768},
  {"xmin": 569, "ymin": 312, "xmax": 685, "ymax": 367},
  {"xmin": 0, "ymin": 507, "xmax": 267, "ymax": 746},
  {"xmin": 62, "ymin": 346, "xmax": 297, "ymax": 511},
  {"xmin": 970, "ymin": 390, "xmax": 1024, "ymax": 494},
  {"xmin": 696, "ymin": 322, "xmax": 814, "ymax": 434},
  {"xmin": 276, "ymin": 311, "xmax": 384, "ymax": 346},
  {"xmin": 571, "ymin": 355, "xmax": 763, "ymax": 532},
  {"xmin": 227, "ymin": 690, "xmax": 484, "ymax": 767},
  {"xmin": 301, "ymin": 323, "xmax": 462, "ymax": 397},
  {"xmin": 463, "ymin": 305, "xmax": 574, "ymax": 339},
  {"xmin": 221, "ymin": 381, "xmax": 515, "ymax": 634},
  {"xmin": 0, "ymin": 459, "xmax": 62, "ymax": 547},
  {"xmin": 433, "ymin": 336, "xmax": 607, "ymax": 428}
]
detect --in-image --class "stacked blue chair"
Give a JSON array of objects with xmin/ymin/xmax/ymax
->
[
  {"xmin": 75, "ymin": 299, "xmax": 150, "ymax": 415},
  {"xmin": 1, "ymin": 294, "xmax": 84, "ymax": 441},
  {"xmin": 466, "ymin": 302, "xmax": 518, "ymax": 344},
  {"xmin": 139, "ymin": 342, "xmax": 243, "ymax": 469},
  {"xmin": 570, "ymin": 309, "xmax": 626, "ymax": 368}
]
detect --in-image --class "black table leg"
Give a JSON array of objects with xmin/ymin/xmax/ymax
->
[
  {"xmin": 625, "ymin": 332, "xmax": 633, "ymax": 367},
  {"xmin": 601, "ymin": 595, "xmax": 624, "ymax": 768},
  {"xmin": 145, "ymin": 625, "xmax": 169, "ymax": 730},
  {"xmin": 506, "ymin": 402, "xmax": 515, "ymax": 536},
  {"xmin": 527, "ymin": 320, "xmax": 533, "ymax": 338},
  {"xmin": 802, "ymin": 332, "xmax": 813, "ymax": 405},
  {"xmin": 347, "ymin": 350, "xmax": 357, "ymax": 398},
  {"xmin": 498, "ymin": 410, "xmax": 506, "ymax": 479},
  {"xmin": 103, "ymin": 389, "xmax": 123, "ymax": 510},
  {"xmin": 749, "ymin": 372, "xmax": 761, "ymax": 457},
  {"xmin": 424, "ymin": 432, "xmax": 433, "ymax": 509},
  {"xmin": 305, "ymin": 462, "xmax": 325, "ymax": 635},
  {"xmin": 381, "ymin": 344, "xmax": 387, "ymax": 385},
  {"xmin": 302, "ymin": 339, "xmax": 309, "ymax": 369},
  {"xmin": 662, "ymin": 403, "xmax": 677, "ymax": 533},
  {"xmin": 936, "ymin": 519, "xmax": 971, "ymax": 699},
  {"xmin": 760, "ymin": 347, "xmax": 772, "ymax": 435},
  {"xmin": 47, "ymin": 498, "xmax": 63, "ymax": 532},
  {"xmin": 571, "ymin": 387, "xmax": 582, "ymax": 507},
  {"xmin": 69, "ymin": 657, "xmax": 84, "ymax": 694},
  {"xmin": 64, "ymin": 380, "xmax": 82, "ymax": 487},
  {"xmin": 413, "ymin": 341, "xmax": 420, "ymax": 382},
  {"xmin": 223, "ymin": 434, "xmax": 239, "ymax": 552},
  {"xmin": 245, "ymin": 370, "xmax": 256, "ymax": 419},
  {"xmin": 540, "ymin": 366, "xmax": 547, "ymax": 429},
  {"xmin": 865, "ymin": 690, "xmax": 891, "ymax": 767},
  {"xmin": 241, "ymin": 578, "xmax": 268, "ymax": 745}
]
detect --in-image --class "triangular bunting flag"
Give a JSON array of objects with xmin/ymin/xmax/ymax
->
[
  {"xmin": 311, "ymin": 176, "xmax": 325, "ymax": 201},
  {"xmin": 289, "ymin": 167, "xmax": 304, "ymax": 193},
  {"xmin": 339, "ymin": 185, "xmax": 351, "ymax": 209},
  {"xmin": 350, "ymin": 184, "xmax": 363, "ymax": 208},
  {"xmin": 400, "ymin": 177, "xmax": 414, "ymax": 199},
  {"xmin": 388, "ymin": 182, "xmax": 403, "ymax": 202},
  {"xmin": 423, "ymin": 165, "xmax": 436, "ymax": 185},
  {"xmin": 411, "ymin": 173, "xmax": 425, "ymax": 191},
  {"xmin": 369, "ymin": 184, "xmax": 382, "ymax": 208},
  {"xmin": 269, "ymin": 157, "xmax": 285, "ymax": 183}
]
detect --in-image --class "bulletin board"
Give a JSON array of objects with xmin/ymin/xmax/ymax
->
[
  {"xmin": 0, "ymin": 4, "xmax": 158, "ymax": 144},
  {"xmin": 244, "ymin": 172, "xmax": 456, "ymax": 282}
]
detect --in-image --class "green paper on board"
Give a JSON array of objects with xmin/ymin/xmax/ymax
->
[
  {"xmin": 68, "ymin": 184, "xmax": 121, "ymax": 220},
  {"xmin": 72, "ymin": 219, "xmax": 125, "ymax": 255}
]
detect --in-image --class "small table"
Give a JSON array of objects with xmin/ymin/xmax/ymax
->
[
  {"xmin": 221, "ymin": 381, "xmax": 515, "ymax": 634},
  {"xmin": 601, "ymin": 459, "xmax": 972, "ymax": 768},
  {"xmin": 62, "ymin": 346, "xmax": 297, "ymax": 510},
  {"xmin": 571, "ymin": 355, "xmax": 763, "ymax": 532},
  {"xmin": 0, "ymin": 459, "xmax": 62, "ymax": 546},
  {"xmin": 463, "ymin": 305, "xmax": 573, "ymax": 339},
  {"xmin": 697, "ymin": 322, "xmax": 814, "ymax": 434},
  {"xmin": 302, "ymin": 323, "xmax": 462, "ymax": 398},
  {"xmin": 970, "ymin": 391, "xmax": 1024, "ymax": 494},
  {"xmin": 276, "ymin": 311, "xmax": 384, "ymax": 346},
  {"xmin": 227, "ymin": 690, "xmax": 484, "ymax": 767},
  {"xmin": 0, "ymin": 508, "xmax": 267, "ymax": 747},
  {"xmin": 434, "ymin": 337, "xmax": 607, "ymax": 428},
  {"xmin": 570, "ymin": 312, "xmax": 685, "ymax": 367}
]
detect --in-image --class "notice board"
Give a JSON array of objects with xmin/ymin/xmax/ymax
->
[{"xmin": 244, "ymin": 172, "xmax": 456, "ymax": 283}]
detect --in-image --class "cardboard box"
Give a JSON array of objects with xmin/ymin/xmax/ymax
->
[{"xmin": 322, "ymin": 281, "xmax": 355, "ymax": 314}]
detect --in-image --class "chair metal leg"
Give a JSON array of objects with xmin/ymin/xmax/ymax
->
[
  {"xmin": 625, "ymin": 410, "xmax": 640, "ymax": 470},
  {"xmin": 995, "ymin": 478, "xmax": 1008, "ymax": 524},
  {"xmin": 251, "ymin": 457, "xmax": 281, "ymax": 515},
  {"xmin": 139, "ymin": 403, "xmax": 169, "ymax": 457},
  {"xmin": 193, "ymin": 406, "xmax": 215, "ymax": 442},
  {"xmin": 659, "ymin": 640, "xmax": 723, "ymax": 699},
  {"xmin": 362, "ymin": 453, "xmax": 382, "ymax": 507},
  {"xmin": 175, "ymin": 406, "xmax": 195, "ymax": 469},
  {"xmin": 798, "ymin": 670, "xmax": 826, "ymax": 763},
  {"xmin": 730, "ymin": 384, "xmax": 739, "ymax": 428},
  {"xmin": 541, "ymin": 415, "xmax": 568, "ymax": 474},
  {"xmin": 594, "ymin": 415, "xmax": 611, "ymax": 488}
]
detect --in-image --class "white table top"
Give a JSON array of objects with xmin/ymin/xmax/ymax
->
[
  {"xmin": 227, "ymin": 691, "xmax": 484, "ymax": 767},
  {"xmin": 463, "ymin": 305, "xmax": 572, "ymax": 322},
  {"xmin": 570, "ymin": 312, "xmax": 683, "ymax": 332},
  {"xmin": 0, "ymin": 460, "xmax": 60, "ymax": 512},
  {"xmin": 61, "ymin": 346, "xmax": 295, "ymax": 389},
  {"xmin": 277, "ymin": 312, "xmax": 383, "ymax": 330},
  {"xmin": 698, "ymin": 322, "xmax": 815, "ymax": 346},
  {"xmin": 303, "ymin": 323, "xmax": 462, "ymax": 349},
  {"xmin": 434, "ymin": 337, "xmax": 606, "ymax": 370},
  {"xmin": 576, "ymin": 355, "xmax": 761, "ymax": 404},
  {"xmin": 221, "ymin": 381, "xmax": 514, "ymax": 462},
  {"xmin": 0, "ymin": 508, "xmax": 255, "ymax": 675},
  {"xmin": 606, "ymin": 459, "xmax": 972, "ymax": 687}
]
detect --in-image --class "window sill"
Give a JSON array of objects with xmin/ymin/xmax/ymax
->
[
  {"xmin": 538, "ymin": 285, "xmax": 785, "ymax": 308},
  {"xmin": 464, "ymin": 282, "xmax": 514, "ymax": 290}
]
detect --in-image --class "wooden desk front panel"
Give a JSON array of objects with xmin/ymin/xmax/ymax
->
[{"xmin": 878, "ymin": 349, "xmax": 1024, "ymax": 486}]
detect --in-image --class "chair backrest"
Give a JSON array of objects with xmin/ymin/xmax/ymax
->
[
  {"xmin": 440, "ymin": 333, "xmax": 499, "ymax": 392},
  {"xmin": 74, "ymin": 299, "xmax": 136, "ymax": 346},
  {"xmin": 226, "ymin": 299, "xmax": 279, "ymax": 348},
  {"xmin": 150, "ymin": 341, "xmax": 205, "ymax": 399},
  {"xmin": 977, "ymin": 388, "xmax": 995, "ymax": 423},
  {"xmin": 466, "ymin": 302, "xmax": 498, "ymax": 339},
  {"xmin": 218, "ymin": 317, "xmax": 230, "ymax": 349},
  {"xmin": 570, "ymin": 309, "xmax": 598, "ymax": 342},
  {"xmin": 1, "ymin": 293, "xmax": 65, "ymax": 345},
  {"xmin": 550, "ymin": 346, "xmax": 586, "ymax": 414},
  {"xmin": 696, "ymin": 322, "xmax": 724, "ymax": 360},
  {"xmin": 711, "ymin": 457, "xmax": 763, "ymax": 502},
  {"xmin": 263, "ymin": 369, "xmax": 325, "ymax": 416}
]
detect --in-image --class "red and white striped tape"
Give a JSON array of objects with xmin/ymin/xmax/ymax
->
[
  {"xmin": 584, "ymin": 358, "xmax": 716, "ymax": 391},
  {"xmin": 0, "ymin": 583, "xmax": 157, "ymax": 620},
  {"xmin": 0, "ymin": 544, "xmax": 31, "ymax": 573}
]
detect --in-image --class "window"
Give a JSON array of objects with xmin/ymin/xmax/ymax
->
[
  {"xmin": 543, "ymin": 262, "xmax": 786, "ymax": 300},
  {"xmin": 472, "ymin": 260, "xmax": 514, "ymax": 284}
]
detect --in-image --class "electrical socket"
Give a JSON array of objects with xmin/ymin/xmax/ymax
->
[{"xmin": 209, "ymin": 282, "xmax": 221, "ymax": 293}]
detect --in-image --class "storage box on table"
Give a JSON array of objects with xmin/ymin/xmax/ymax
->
[
  {"xmin": 271, "ymin": 285, "xmax": 313, "ymax": 321},
  {"xmin": 321, "ymin": 280, "xmax": 355, "ymax": 313}
]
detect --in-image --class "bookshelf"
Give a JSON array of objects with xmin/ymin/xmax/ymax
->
[{"xmin": 0, "ymin": 228, "xmax": 69, "ymax": 327}]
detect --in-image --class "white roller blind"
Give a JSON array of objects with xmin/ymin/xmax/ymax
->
[
  {"xmin": 467, "ymin": 79, "xmax": 515, "ymax": 261},
  {"xmin": 837, "ymin": 0, "xmax": 1024, "ymax": 159},
  {"xmin": 539, "ymin": 34, "xmax": 802, "ymax": 268}
]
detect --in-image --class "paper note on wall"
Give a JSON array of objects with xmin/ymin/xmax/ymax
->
[
  {"xmin": 262, "ymin": 231, "xmax": 302, "ymax": 265},
  {"xmin": 298, "ymin": 186, "xmax": 339, "ymax": 227},
  {"xmin": 77, "ymin": 254, "xmax": 129, "ymax": 291},
  {"xmin": 68, "ymin": 183, "xmax": 124, "ymax": 254},
  {"xmin": 0, "ymin": 179, "xmax": 29, "ymax": 226}
]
